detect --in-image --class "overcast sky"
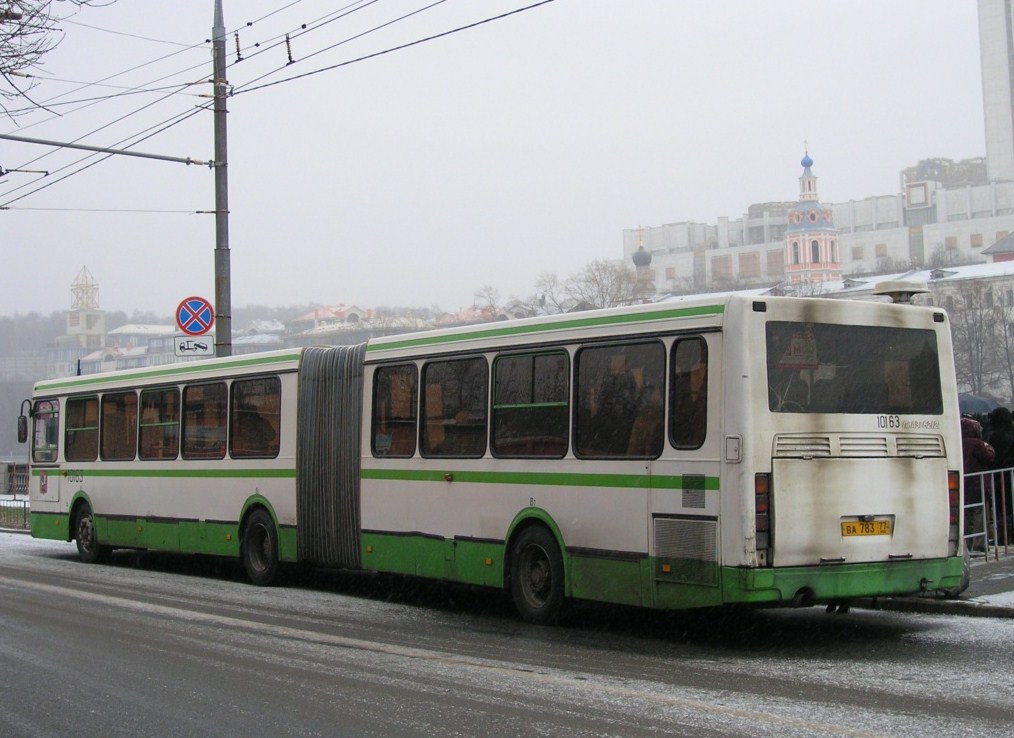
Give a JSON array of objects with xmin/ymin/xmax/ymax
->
[{"xmin": 0, "ymin": 0, "xmax": 985, "ymax": 319}]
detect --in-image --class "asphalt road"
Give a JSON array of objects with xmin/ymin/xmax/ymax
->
[{"xmin": 1, "ymin": 534, "xmax": 1013, "ymax": 737}]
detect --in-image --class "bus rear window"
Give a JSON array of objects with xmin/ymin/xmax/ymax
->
[{"xmin": 766, "ymin": 321, "xmax": 943, "ymax": 414}]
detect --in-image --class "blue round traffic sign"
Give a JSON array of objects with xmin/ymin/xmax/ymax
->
[{"xmin": 176, "ymin": 296, "xmax": 215, "ymax": 336}]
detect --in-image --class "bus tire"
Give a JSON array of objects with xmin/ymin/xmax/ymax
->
[
  {"xmin": 241, "ymin": 508, "xmax": 279, "ymax": 586},
  {"xmin": 74, "ymin": 504, "xmax": 106, "ymax": 564},
  {"xmin": 509, "ymin": 525, "xmax": 565, "ymax": 625}
]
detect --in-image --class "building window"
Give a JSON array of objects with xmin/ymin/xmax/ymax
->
[
  {"xmin": 738, "ymin": 252, "xmax": 761, "ymax": 278},
  {"xmin": 971, "ymin": 233, "xmax": 983, "ymax": 248},
  {"xmin": 852, "ymin": 246, "xmax": 864, "ymax": 260},
  {"xmin": 875, "ymin": 243, "xmax": 888, "ymax": 258},
  {"xmin": 767, "ymin": 249, "xmax": 784, "ymax": 273},
  {"xmin": 711, "ymin": 255, "xmax": 733, "ymax": 280},
  {"xmin": 665, "ymin": 267, "xmax": 676, "ymax": 280},
  {"xmin": 811, "ymin": 240, "xmax": 820, "ymax": 263},
  {"xmin": 945, "ymin": 236, "xmax": 958, "ymax": 250},
  {"xmin": 791, "ymin": 242, "xmax": 800, "ymax": 265},
  {"xmin": 998, "ymin": 231, "xmax": 1009, "ymax": 242}
]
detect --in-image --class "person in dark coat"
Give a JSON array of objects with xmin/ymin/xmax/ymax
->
[
  {"xmin": 987, "ymin": 407, "xmax": 1014, "ymax": 545},
  {"xmin": 962, "ymin": 416, "xmax": 995, "ymax": 551}
]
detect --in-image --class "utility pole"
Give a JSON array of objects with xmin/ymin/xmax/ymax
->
[{"xmin": 212, "ymin": 0, "xmax": 232, "ymax": 357}]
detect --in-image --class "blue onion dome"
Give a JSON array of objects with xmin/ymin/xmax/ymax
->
[
  {"xmin": 632, "ymin": 245, "xmax": 652, "ymax": 267},
  {"xmin": 801, "ymin": 152, "xmax": 813, "ymax": 168}
]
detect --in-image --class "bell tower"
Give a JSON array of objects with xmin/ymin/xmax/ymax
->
[{"xmin": 784, "ymin": 150, "xmax": 841, "ymax": 285}]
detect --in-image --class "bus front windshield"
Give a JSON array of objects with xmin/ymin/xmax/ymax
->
[{"xmin": 766, "ymin": 321, "xmax": 943, "ymax": 415}]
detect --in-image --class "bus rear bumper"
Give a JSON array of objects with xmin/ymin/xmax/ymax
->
[{"xmin": 720, "ymin": 557, "xmax": 966, "ymax": 607}]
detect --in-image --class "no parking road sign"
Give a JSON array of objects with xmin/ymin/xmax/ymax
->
[{"xmin": 176, "ymin": 296, "xmax": 215, "ymax": 336}]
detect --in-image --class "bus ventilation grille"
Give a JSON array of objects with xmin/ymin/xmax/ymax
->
[
  {"xmin": 896, "ymin": 436, "xmax": 944, "ymax": 457},
  {"xmin": 774, "ymin": 435, "xmax": 832, "ymax": 457},
  {"xmin": 773, "ymin": 434, "xmax": 944, "ymax": 458},
  {"xmin": 654, "ymin": 518, "xmax": 718, "ymax": 585},
  {"xmin": 839, "ymin": 436, "xmax": 889, "ymax": 457}
]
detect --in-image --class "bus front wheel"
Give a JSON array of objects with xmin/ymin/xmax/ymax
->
[
  {"xmin": 241, "ymin": 509, "xmax": 279, "ymax": 586},
  {"xmin": 509, "ymin": 526, "xmax": 565, "ymax": 625},
  {"xmin": 74, "ymin": 504, "xmax": 106, "ymax": 564}
]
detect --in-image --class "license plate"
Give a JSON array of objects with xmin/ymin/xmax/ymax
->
[{"xmin": 841, "ymin": 518, "xmax": 892, "ymax": 537}]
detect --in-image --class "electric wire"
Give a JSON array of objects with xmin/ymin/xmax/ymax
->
[
  {"xmin": 1, "ymin": 0, "xmax": 559, "ymax": 209},
  {"xmin": 233, "ymin": 0, "xmax": 557, "ymax": 96}
]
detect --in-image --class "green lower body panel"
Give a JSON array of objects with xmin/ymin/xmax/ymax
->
[
  {"xmin": 31, "ymin": 511, "xmax": 298, "ymax": 563},
  {"xmin": 30, "ymin": 511, "xmax": 69, "ymax": 541},
  {"xmin": 34, "ymin": 511, "xmax": 964, "ymax": 612},
  {"xmin": 361, "ymin": 532, "xmax": 504, "ymax": 587}
]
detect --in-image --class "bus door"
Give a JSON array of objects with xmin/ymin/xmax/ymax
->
[
  {"xmin": 29, "ymin": 399, "xmax": 62, "ymax": 505},
  {"xmin": 649, "ymin": 335, "xmax": 722, "ymax": 600}
]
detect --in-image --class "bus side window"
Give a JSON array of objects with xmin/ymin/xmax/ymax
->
[
  {"xmin": 183, "ymin": 382, "xmax": 227, "ymax": 460},
  {"xmin": 670, "ymin": 338, "xmax": 707, "ymax": 450},
  {"xmin": 230, "ymin": 377, "xmax": 280, "ymax": 459},
  {"xmin": 420, "ymin": 357, "xmax": 488, "ymax": 457},
  {"xmin": 491, "ymin": 352, "xmax": 569, "ymax": 458},
  {"xmin": 372, "ymin": 364, "xmax": 418, "ymax": 457},
  {"xmin": 32, "ymin": 399, "xmax": 60, "ymax": 463},
  {"xmin": 65, "ymin": 396, "xmax": 99, "ymax": 462},
  {"xmin": 100, "ymin": 391, "xmax": 138, "ymax": 461},
  {"xmin": 575, "ymin": 342, "xmax": 665, "ymax": 459},
  {"xmin": 139, "ymin": 388, "xmax": 180, "ymax": 460}
]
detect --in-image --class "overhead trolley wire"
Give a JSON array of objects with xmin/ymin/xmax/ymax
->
[
  {"xmin": 0, "ymin": 0, "xmax": 559, "ymax": 209},
  {"xmin": 233, "ymin": 0, "xmax": 558, "ymax": 96}
]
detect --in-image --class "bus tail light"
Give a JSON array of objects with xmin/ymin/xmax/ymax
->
[
  {"xmin": 948, "ymin": 470, "xmax": 960, "ymax": 557},
  {"xmin": 755, "ymin": 473, "xmax": 771, "ymax": 566}
]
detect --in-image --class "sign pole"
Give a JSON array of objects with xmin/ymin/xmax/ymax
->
[{"xmin": 212, "ymin": 0, "xmax": 232, "ymax": 357}]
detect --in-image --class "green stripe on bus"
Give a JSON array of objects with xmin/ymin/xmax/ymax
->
[
  {"xmin": 361, "ymin": 467, "xmax": 718, "ymax": 490},
  {"xmin": 35, "ymin": 351, "xmax": 303, "ymax": 392},
  {"xmin": 366, "ymin": 304, "xmax": 725, "ymax": 353},
  {"xmin": 32, "ymin": 467, "xmax": 296, "ymax": 479}
]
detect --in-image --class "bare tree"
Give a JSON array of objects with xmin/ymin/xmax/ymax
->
[
  {"xmin": 562, "ymin": 259, "xmax": 638, "ymax": 309},
  {"xmin": 473, "ymin": 284, "xmax": 500, "ymax": 313},
  {"xmin": 949, "ymin": 280, "xmax": 999, "ymax": 396},
  {"xmin": 530, "ymin": 272, "xmax": 568, "ymax": 313},
  {"xmin": 0, "ymin": 1, "xmax": 114, "ymax": 116},
  {"xmin": 991, "ymin": 295, "xmax": 1014, "ymax": 403}
]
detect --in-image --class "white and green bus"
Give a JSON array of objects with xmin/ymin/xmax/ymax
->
[{"xmin": 18, "ymin": 289, "xmax": 966, "ymax": 623}]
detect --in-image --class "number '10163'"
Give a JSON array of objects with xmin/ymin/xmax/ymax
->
[{"xmin": 877, "ymin": 415, "xmax": 901, "ymax": 429}]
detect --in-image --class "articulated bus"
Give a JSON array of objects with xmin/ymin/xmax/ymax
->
[{"xmin": 18, "ymin": 289, "xmax": 966, "ymax": 623}]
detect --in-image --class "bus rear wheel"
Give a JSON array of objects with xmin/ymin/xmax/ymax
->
[
  {"xmin": 74, "ymin": 504, "xmax": 106, "ymax": 564},
  {"xmin": 509, "ymin": 526, "xmax": 564, "ymax": 625},
  {"xmin": 241, "ymin": 509, "xmax": 278, "ymax": 586}
]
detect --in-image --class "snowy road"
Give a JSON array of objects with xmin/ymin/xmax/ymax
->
[{"xmin": 1, "ymin": 533, "xmax": 1012, "ymax": 737}]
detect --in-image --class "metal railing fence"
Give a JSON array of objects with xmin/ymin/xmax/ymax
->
[{"xmin": 963, "ymin": 466, "xmax": 1012, "ymax": 560}]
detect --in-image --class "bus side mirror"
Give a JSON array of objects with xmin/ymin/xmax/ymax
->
[{"xmin": 17, "ymin": 399, "xmax": 29, "ymax": 444}]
